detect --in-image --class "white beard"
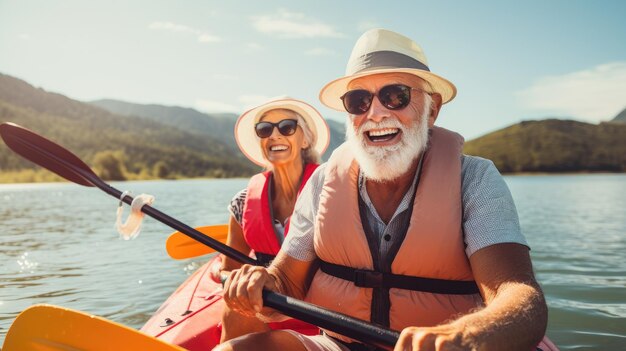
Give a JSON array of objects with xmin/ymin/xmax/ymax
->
[{"xmin": 345, "ymin": 102, "xmax": 431, "ymax": 182}]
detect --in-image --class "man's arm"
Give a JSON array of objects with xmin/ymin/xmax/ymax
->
[
  {"xmin": 222, "ymin": 251, "xmax": 317, "ymax": 318},
  {"xmin": 394, "ymin": 243, "xmax": 547, "ymax": 351}
]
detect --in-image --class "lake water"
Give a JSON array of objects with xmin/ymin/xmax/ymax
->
[{"xmin": 1, "ymin": 175, "xmax": 625, "ymax": 350}]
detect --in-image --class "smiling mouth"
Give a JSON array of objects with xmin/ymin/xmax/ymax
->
[
  {"xmin": 269, "ymin": 145, "xmax": 289, "ymax": 151},
  {"xmin": 366, "ymin": 128, "xmax": 400, "ymax": 143}
]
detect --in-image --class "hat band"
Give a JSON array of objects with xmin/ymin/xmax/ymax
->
[{"xmin": 348, "ymin": 50, "xmax": 430, "ymax": 75}]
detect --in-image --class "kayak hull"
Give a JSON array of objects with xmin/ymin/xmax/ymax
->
[
  {"xmin": 141, "ymin": 256, "xmax": 318, "ymax": 350},
  {"xmin": 141, "ymin": 257, "xmax": 224, "ymax": 350},
  {"xmin": 143, "ymin": 256, "xmax": 558, "ymax": 351}
]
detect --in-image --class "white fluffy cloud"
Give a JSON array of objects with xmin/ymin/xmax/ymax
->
[
  {"xmin": 149, "ymin": 21, "xmax": 221, "ymax": 43},
  {"xmin": 238, "ymin": 95, "xmax": 273, "ymax": 111},
  {"xmin": 305, "ymin": 47, "xmax": 335, "ymax": 56},
  {"xmin": 195, "ymin": 99, "xmax": 239, "ymax": 113},
  {"xmin": 517, "ymin": 62, "xmax": 626, "ymax": 122},
  {"xmin": 245, "ymin": 42, "xmax": 264, "ymax": 51},
  {"xmin": 212, "ymin": 73, "xmax": 239, "ymax": 81},
  {"xmin": 357, "ymin": 20, "xmax": 380, "ymax": 32},
  {"xmin": 252, "ymin": 9, "xmax": 343, "ymax": 38},
  {"xmin": 195, "ymin": 95, "xmax": 272, "ymax": 114}
]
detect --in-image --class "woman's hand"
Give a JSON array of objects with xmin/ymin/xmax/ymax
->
[{"xmin": 222, "ymin": 264, "xmax": 279, "ymax": 318}]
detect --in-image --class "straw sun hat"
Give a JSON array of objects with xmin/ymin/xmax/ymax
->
[
  {"xmin": 319, "ymin": 28, "xmax": 457, "ymax": 111},
  {"xmin": 235, "ymin": 97, "xmax": 330, "ymax": 167}
]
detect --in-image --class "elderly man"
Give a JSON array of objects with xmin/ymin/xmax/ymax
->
[{"xmin": 217, "ymin": 29, "xmax": 557, "ymax": 351}]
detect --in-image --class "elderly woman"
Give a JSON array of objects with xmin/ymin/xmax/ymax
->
[{"xmin": 219, "ymin": 97, "xmax": 330, "ymax": 342}]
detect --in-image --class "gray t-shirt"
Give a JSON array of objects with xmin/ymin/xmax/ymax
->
[
  {"xmin": 228, "ymin": 188, "xmax": 247, "ymax": 224},
  {"xmin": 283, "ymin": 155, "xmax": 528, "ymax": 261}
]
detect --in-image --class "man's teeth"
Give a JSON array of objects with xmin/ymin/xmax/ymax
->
[
  {"xmin": 368, "ymin": 128, "xmax": 399, "ymax": 137},
  {"xmin": 270, "ymin": 145, "xmax": 288, "ymax": 151}
]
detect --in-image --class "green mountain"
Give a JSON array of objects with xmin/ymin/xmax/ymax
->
[
  {"xmin": 463, "ymin": 119, "xmax": 626, "ymax": 173},
  {"xmin": 90, "ymin": 99, "xmax": 240, "ymax": 149},
  {"xmin": 0, "ymin": 73, "xmax": 257, "ymax": 182},
  {"xmin": 90, "ymin": 99, "xmax": 346, "ymax": 161},
  {"xmin": 611, "ymin": 107, "xmax": 626, "ymax": 123},
  {"xmin": 325, "ymin": 119, "xmax": 346, "ymax": 156}
]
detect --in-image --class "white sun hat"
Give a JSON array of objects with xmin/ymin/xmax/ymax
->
[
  {"xmin": 319, "ymin": 28, "xmax": 457, "ymax": 111},
  {"xmin": 234, "ymin": 97, "xmax": 330, "ymax": 167}
]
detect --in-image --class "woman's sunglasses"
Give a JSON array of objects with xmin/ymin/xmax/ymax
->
[
  {"xmin": 340, "ymin": 84, "xmax": 423, "ymax": 115},
  {"xmin": 255, "ymin": 119, "xmax": 298, "ymax": 138}
]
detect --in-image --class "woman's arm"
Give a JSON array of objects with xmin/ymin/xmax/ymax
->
[{"xmin": 220, "ymin": 215, "xmax": 252, "ymax": 273}]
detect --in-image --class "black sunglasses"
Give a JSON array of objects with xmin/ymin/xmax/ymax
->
[
  {"xmin": 340, "ymin": 84, "xmax": 424, "ymax": 115},
  {"xmin": 255, "ymin": 119, "xmax": 298, "ymax": 138}
]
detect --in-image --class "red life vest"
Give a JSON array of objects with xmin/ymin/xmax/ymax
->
[
  {"xmin": 240, "ymin": 162, "xmax": 319, "ymax": 334},
  {"xmin": 241, "ymin": 163, "xmax": 318, "ymax": 257}
]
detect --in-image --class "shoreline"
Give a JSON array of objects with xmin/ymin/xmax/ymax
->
[
  {"xmin": 503, "ymin": 170, "xmax": 626, "ymax": 176},
  {"xmin": 1, "ymin": 171, "xmax": 624, "ymax": 185}
]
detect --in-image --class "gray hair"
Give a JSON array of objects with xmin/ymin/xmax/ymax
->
[{"xmin": 295, "ymin": 114, "xmax": 321, "ymax": 165}]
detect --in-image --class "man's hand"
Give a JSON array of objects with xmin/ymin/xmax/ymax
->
[
  {"xmin": 394, "ymin": 324, "xmax": 473, "ymax": 351},
  {"xmin": 393, "ymin": 243, "xmax": 547, "ymax": 351},
  {"xmin": 222, "ymin": 264, "xmax": 278, "ymax": 318}
]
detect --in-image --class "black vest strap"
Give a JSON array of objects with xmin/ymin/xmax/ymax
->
[{"xmin": 319, "ymin": 260, "xmax": 479, "ymax": 295}]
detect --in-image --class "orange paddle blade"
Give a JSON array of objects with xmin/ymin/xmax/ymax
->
[
  {"xmin": 2, "ymin": 304, "xmax": 186, "ymax": 351},
  {"xmin": 166, "ymin": 224, "xmax": 229, "ymax": 259}
]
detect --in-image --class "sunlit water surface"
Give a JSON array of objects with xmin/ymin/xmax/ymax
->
[{"xmin": 1, "ymin": 175, "xmax": 625, "ymax": 350}]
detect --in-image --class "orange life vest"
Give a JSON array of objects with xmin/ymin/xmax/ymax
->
[
  {"xmin": 304, "ymin": 127, "xmax": 559, "ymax": 350},
  {"xmin": 306, "ymin": 127, "xmax": 480, "ymax": 342}
]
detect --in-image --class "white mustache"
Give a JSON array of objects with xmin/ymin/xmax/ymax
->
[
  {"xmin": 346, "ymin": 108, "xmax": 430, "ymax": 182},
  {"xmin": 357, "ymin": 118, "xmax": 405, "ymax": 135}
]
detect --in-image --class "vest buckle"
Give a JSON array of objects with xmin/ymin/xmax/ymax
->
[{"xmin": 353, "ymin": 269, "xmax": 383, "ymax": 288}]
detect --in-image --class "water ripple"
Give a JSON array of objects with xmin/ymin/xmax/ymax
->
[{"xmin": 1, "ymin": 176, "xmax": 624, "ymax": 349}]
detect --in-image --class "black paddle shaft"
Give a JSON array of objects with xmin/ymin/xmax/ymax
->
[
  {"xmin": 0, "ymin": 122, "xmax": 401, "ymax": 348},
  {"xmin": 263, "ymin": 291, "xmax": 399, "ymax": 348},
  {"xmin": 96, "ymin": 178, "xmax": 257, "ymax": 266}
]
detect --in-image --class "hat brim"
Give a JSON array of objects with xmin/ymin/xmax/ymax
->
[
  {"xmin": 235, "ymin": 99, "xmax": 330, "ymax": 167},
  {"xmin": 319, "ymin": 68, "xmax": 457, "ymax": 112}
]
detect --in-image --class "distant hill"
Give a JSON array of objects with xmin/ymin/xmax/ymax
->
[
  {"xmin": 324, "ymin": 119, "xmax": 346, "ymax": 156},
  {"xmin": 90, "ymin": 99, "xmax": 346, "ymax": 160},
  {"xmin": 464, "ymin": 119, "xmax": 626, "ymax": 173},
  {"xmin": 0, "ymin": 73, "xmax": 257, "ymax": 182},
  {"xmin": 611, "ymin": 107, "xmax": 626, "ymax": 123},
  {"xmin": 90, "ymin": 99, "xmax": 240, "ymax": 149}
]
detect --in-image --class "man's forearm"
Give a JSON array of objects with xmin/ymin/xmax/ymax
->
[
  {"xmin": 253, "ymin": 254, "xmax": 315, "ymax": 322},
  {"xmin": 453, "ymin": 281, "xmax": 548, "ymax": 350},
  {"xmin": 267, "ymin": 252, "xmax": 317, "ymax": 300}
]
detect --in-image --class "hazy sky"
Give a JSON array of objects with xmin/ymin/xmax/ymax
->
[{"xmin": 1, "ymin": 0, "xmax": 625, "ymax": 139}]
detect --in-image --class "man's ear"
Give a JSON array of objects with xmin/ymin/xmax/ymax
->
[{"xmin": 428, "ymin": 93, "xmax": 443, "ymax": 127}]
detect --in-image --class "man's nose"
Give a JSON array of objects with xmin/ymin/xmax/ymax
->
[{"xmin": 364, "ymin": 96, "xmax": 390, "ymax": 123}]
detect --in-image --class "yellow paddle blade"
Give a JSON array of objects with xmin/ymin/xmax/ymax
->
[
  {"xmin": 2, "ymin": 304, "xmax": 186, "ymax": 351},
  {"xmin": 165, "ymin": 224, "xmax": 229, "ymax": 259}
]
